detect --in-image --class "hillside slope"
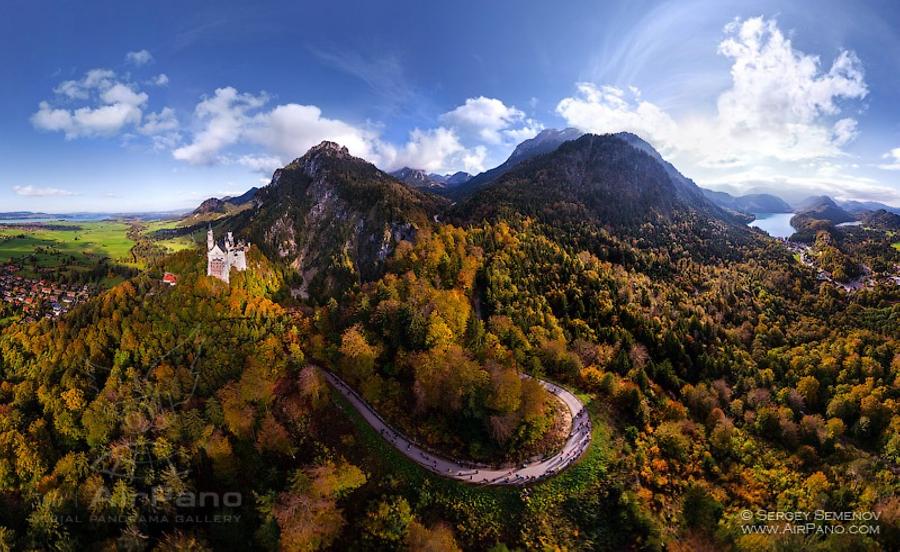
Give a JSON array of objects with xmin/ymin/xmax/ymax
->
[{"xmin": 230, "ymin": 141, "xmax": 445, "ymax": 298}]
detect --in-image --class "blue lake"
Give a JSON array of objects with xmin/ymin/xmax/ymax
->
[
  {"xmin": 0, "ymin": 218, "xmax": 66, "ymax": 225},
  {"xmin": 748, "ymin": 213, "xmax": 795, "ymax": 238}
]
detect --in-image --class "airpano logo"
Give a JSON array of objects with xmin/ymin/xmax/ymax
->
[{"xmin": 58, "ymin": 325, "xmax": 244, "ymax": 526}]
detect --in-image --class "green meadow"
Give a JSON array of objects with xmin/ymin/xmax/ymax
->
[
  {"xmin": 143, "ymin": 219, "xmax": 202, "ymax": 252},
  {"xmin": 0, "ymin": 221, "xmax": 135, "ymax": 270},
  {"xmin": 0, "ymin": 220, "xmax": 197, "ymax": 282}
]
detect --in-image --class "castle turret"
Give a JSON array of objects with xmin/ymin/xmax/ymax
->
[{"xmin": 206, "ymin": 228, "xmax": 248, "ymax": 283}]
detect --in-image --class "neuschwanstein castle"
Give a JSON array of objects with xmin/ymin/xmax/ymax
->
[{"xmin": 207, "ymin": 228, "xmax": 249, "ymax": 283}]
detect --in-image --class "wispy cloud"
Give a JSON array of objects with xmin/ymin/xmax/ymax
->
[
  {"xmin": 13, "ymin": 185, "xmax": 77, "ymax": 197},
  {"xmin": 172, "ymin": 19, "xmax": 229, "ymax": 52},
  {"xmin": 311, "ymin": 47, "xmax": 429, "ymax": 120}
]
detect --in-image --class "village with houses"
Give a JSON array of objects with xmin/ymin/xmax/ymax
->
[
  {"xmin": 0, "ymin": 264, "xmax": 93, "ymax": 322},
  {"xmin": 780, "ymin": 238, "xmax": 900, "ymax": 292}
]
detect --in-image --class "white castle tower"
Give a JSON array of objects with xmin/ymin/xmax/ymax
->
[{"xmin": 207, "ymin": 227, "xmax": 248, "ymax": 283}]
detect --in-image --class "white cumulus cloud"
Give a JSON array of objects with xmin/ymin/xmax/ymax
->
[
  {"xmin": 245, "ymin": 102, "xmax": 378, "ymax": 162},
  {"xmin": 556, "ymin": 83, "xmax": 678, "ymax": 152},
  {"xmin": 173, "ymin": 88, "xmax": 506, "ymax": 175},
  {"xmin": 172, "ymin": 87, "xmax": 268, "ymax": 164},
  {"xmin": 150, "ymin": 73, "xmax": 169, "ymax": 86},
  {"xmin": 557, "ymin": 16, "xmax": 868, "ymax": 168},
  {"xmin": 440, "ymin": 96, "xmax": 540, "ymax": 145},
  {"xmin": 125, "ymin": 49, "xmax": 153, "ymax": 66},
  {"xmin": 377, "ymin": 127, "xmax": 465, "ymax": 173},
  {"xmin": 30, "ymin": 67, "xmax": 177, "ymax": 142},
  {"xmin": 554, "ymin": 16, "xmax": 880, "ymax": 200},
  {"xmin": 234, "ymin": 154, "xmax": 283, "ymax": 173}
]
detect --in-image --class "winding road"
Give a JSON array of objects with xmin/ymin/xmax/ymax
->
[{"xmin": 323, "ymin": 370, "xmax": 591, "ymax": 485}]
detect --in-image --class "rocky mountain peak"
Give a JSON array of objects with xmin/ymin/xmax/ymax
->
[
  {"xmin": 307, "ymin": 141, "xmax": 351, "ymax": 158},
  {"xmin": 507, "ymin": 127, "xmax": 584, "ymax": 163},
  {"xmin": 277, "ymin": 141, "xmax": 361, "ymax": 184}
]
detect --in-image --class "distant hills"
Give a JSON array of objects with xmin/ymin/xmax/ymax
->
[
  {"xmin": 0, "ymin": 210, "xmax": 188, "ymax": 221},
  {"xmin": 860, "ymin": 209, "xmax": 900, "ymax": 230},
  {"xmin": 835, "ymin": 199, "xmax": 900, "ymax": 215},
  {"xmin": 388, "ymin": 168, "xmax": 472, "ymax": 189},
  {"xmin": 190, "ymin": 187, "xmax": 259, "ymax": 217},
  {"xmin": 702, "ymin": 190, "xmax": 793, "ymax": 216},
  {"xmin": 788, "ymin": 196, "xmax": 858, "ymax": 240}
]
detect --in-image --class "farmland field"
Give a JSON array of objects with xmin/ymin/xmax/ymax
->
[
  {"xmin": 143, "ymin": 218, "xmax": 201, "ymax": 252},
  {"xmin": 0, "ymin": 221, "xmax": 135, "ymax": 271},
  {"xmin": 0, "ymin": 219, "xmax": 201, "ymax": 271}
]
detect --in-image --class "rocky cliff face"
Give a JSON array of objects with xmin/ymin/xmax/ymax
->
[{"xmin": 232, "ymin": 142, "xmax": 443, "ymax": 299}]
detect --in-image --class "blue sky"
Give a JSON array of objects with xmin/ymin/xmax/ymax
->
[{"xmin": 3, "ymin": 0, "xmax": 900, "ymax": 212}]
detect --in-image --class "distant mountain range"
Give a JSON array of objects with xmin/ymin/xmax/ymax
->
[
  {"xmin": 13, "ymin": 128, "xmax": 898, "ymax": 232},
  {"xmin": 786, "ymin": 195, "xmax": 858, "ymax": 240},
  {"xmin": 860, "ymin": 209, "xmax": 900, "ymax": 230},
  {"xmin": 702, "ymin": 190, "xmax": 793, "ymax": 216},
  {"xmin": 388, "ymin": 168, "xmax": 472, "ymax": 189},
  {"xmin": 834, "ymin": 199, "xmax": 900, "ymax": 215},
  {"xmin": 0, "ymin": 210, "xmax": 188, "ymax": 221},
  {"xmin": 190, "ymin": 187, "xmax": 259, "ymax": 217},
  {"xmin": 191, "ymin": 131, "xmax": 748, "ymax": 298},
  {"xmin": 179, "ymin": 129, "xmax": 900, "ymax": 280}
]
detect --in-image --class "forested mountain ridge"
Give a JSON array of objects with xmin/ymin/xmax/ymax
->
[
  {"xmin": 457, "ymin": 133, "xmax": 733, "ymax": 225},
  {"xmin": 793, "ymin": 196, "xmax": 856, "ymax": 225},
  {"xmin": 228, "ymin": 141, "xmax": 446, "ymax": 299},
  {"xmin": 453, "ymin": 132, "xmax": 753, "ymax": 265},
  {"xmin": 448, "ymin": 127, "xmax": 584, "ymax": 198}
]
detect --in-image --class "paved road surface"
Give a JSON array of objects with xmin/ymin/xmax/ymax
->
[{"xmin": 323, "ymin": 370, "xmax": 591, "ymax": 485}]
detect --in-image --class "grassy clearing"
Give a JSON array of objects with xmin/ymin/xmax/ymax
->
[
  {"xmin": 0, "ymin": 219, "xmax": 203, "ymax": 283},
  {"xmin": 0, "ymin": 221, "xmax": 134, "ymax": 261},
  {"xmin": 144, "ymin": 219, "xmax": 202, "ymax": 253},
  {"xmin": 156, "ymin": 235, "xmax": 198, "ymax": 253},
  {"xmin": 143, "ymin": 219, "xmax": 183, "ymax": 232}
]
